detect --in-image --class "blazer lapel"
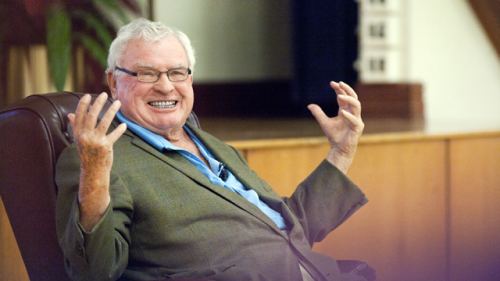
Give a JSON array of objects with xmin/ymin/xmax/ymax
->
[
  {"xmin": 127, "ymin": 131, "xmax": 211, "ymax": 187},
  {"xmin": 125, "ymin": 128, "xmax": 284, "ymax": 234},
  {"xmin": 186, "ymin": 125, "xmax": 287, "ymax": 234}
]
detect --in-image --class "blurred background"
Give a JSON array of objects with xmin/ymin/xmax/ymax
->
[
  {"xmin": 1, "ymin": 0, "xmax": 499, "ymax": 122},
  {"xmin": 0, "ymin": 1, "xmax": 499, "ymax": 281}
]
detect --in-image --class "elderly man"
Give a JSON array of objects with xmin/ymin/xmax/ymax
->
[{"xmin": 56, "ymin": 18, "xmax": 371, "ymax": 281}]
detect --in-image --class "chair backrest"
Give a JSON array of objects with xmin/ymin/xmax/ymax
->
[{"xmin": 0, "ymin": 92, "xmax": 200, "ymax": 281}]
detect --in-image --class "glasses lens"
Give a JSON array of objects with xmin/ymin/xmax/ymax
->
[
  {"xmin": 137, "ymin": 69, "xmax": 159, "ymax": 83},
  {"xmin": 168, "ymin": 68, "xmax": 189, "ymax": 82}
]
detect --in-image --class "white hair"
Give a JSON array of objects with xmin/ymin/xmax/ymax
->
[{"xmin": 106, "ymin": 18, "xmax": 196, "ymax": 73}]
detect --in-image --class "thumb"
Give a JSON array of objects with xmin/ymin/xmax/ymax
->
[{"xmin": 307, "ymin": 104, "xmax": 329, "ymax": 125}]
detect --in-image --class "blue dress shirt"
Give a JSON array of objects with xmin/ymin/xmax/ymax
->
[{"xmin": 116, "ymin": 111, "xmax": 286, "ymax": 229}]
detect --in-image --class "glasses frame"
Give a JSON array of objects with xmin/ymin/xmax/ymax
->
[{"xmin": 115, "ymin": 66, "xmax": 192, "ymax": 83}]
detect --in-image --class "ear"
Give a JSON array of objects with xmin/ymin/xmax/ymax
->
[{"xmin": 107, "ymin": 71, "xmax": 117, "ymax": 99}]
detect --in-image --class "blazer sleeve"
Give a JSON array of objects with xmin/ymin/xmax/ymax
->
[
  {"xmin": 55, "ymin": 144, "xmax": 133, "ymax": 281},
  {"xmin": 283, "ymin": 160, "xmax": 368, "ymax": 245},
  {"xmin": 228, "ymin": 145, "xmax": 367, "ymax": 245}
]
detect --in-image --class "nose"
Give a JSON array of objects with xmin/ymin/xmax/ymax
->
[{"xmin": 153, "ymin": 72, "xmax": 175, "ymax": 93}]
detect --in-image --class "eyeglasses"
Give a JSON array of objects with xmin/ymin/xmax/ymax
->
[{"xmin": 115, "ymin": 66, "xmax": 192, "ymax": 83}]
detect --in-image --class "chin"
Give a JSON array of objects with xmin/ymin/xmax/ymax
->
[{"xmin": 156, "ymin": 119, "xmax": 187, "ymax": 130}]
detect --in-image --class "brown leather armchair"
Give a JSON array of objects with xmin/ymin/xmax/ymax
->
[{"xmin": 0, "ymin": 92, "xmax": 200, "ymax": 281}]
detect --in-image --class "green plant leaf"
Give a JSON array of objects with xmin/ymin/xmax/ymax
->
[
  {"xmin": 118, "ymin": 0, "xmax": 142, "ymax": 15},
  {"xmin": 75, "ymin": 32, "xmax": 108, "ymax": 67},
  {"xmin": 73, "ymin": 10, "xmax": 113, "ymax": 48},
  {"xmin": 46, "ymin": 4, "xmax": 71, "ymax": 91},
  {"xmin": 92, "ymin": 0, "xmax": 130, "ymax": 24}
]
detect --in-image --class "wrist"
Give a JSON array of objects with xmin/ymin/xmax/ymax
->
[
  {"xmin": 78, "ymin": 167, "xmax": 111, "ymax": 231},
  {"xmin": 78, "ymin": 189, "xmax": 110, "ymax": 231},
  {"xmin": 326, "ymin": 150, "xmax": 354, "ymax": 174}
]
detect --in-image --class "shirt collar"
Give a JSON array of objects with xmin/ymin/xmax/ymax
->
[
  {"xmin": 116, "ymin": 111, "xmax": 182, "ymax": 152},
  {"xmin": 116, "ymin": 111, "xmax": 221, "ymax": 173}
]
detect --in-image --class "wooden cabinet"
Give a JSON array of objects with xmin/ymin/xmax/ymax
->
[
  {"xmin": 317, "ymin": 140, "xmax": 448, "ymax": 281},
  {"xmin": 449, "ymin": 136, "xmax": 500, "ymax": 281}
]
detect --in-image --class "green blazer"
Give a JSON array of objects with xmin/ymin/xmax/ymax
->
[{"xmin": 55, "ymin": 124, "xmax": 367, "ymax": 281}]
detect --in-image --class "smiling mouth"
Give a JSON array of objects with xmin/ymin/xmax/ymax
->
[{"xmin": 148, "ymin": 100, "xmax": 177, "ymax": 109}]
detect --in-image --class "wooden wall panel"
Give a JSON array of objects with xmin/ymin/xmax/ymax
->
[
  {"xmin": 318, "ymin": 141, "xmax": 447, "ymax": 281},
  {"xmin": 244, "ymin": 139, "xmax": 448, "ymax": 281},
  {"xmin": 0, "ymin": 197, "xmax": 29, "ymax": 281},
  {"xmin": 245, "ymin": 143, "xmax": 330, "ymax": 196},
  {"xmin": 449, "ymin": 136, "xmax": 500, "ymax": 281}
]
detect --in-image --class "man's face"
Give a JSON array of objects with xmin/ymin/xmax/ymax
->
[{"xmin": 108, "ymin": 36, "xmax": 194, "ymax": 136}]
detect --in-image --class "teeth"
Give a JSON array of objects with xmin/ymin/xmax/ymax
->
[{"xmin": 148, "ymin": 100, "xmax": 177, "ymax": 109}]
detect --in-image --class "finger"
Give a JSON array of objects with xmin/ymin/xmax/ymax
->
[
  {"xmin": 338, "ymin": 95, "xmax": 361, "ymax": 117},
  {"xmin": 307, "ymin": 104, "xmax": 329, "ymax": 125},
  {"xmin": 96, "ymin": 100, "xmax": 121, "ymax": 134},
  {"xmin": 340, "ymin": 109, "xmax": 364, "ymax": 132},
  {"xmin": 339, "ymin": 81, "xmax": 358, "ymax": 99},
  {"xmin": 74, "ymin": 94, "xmax": 91, "ymax": 131},
  {"xmin": 85, "ymin": 92, "xmax": 109, "ymax": 130},
  {"xmin": 330, "ymin": 81, "xmax": 347, "ymax": 96},
  {"xmin": 107, "ymin": 123, "xmax": 127, "ymax": 144},
  {"xmin": 67, "ymin": 113, "xmax": 76, "ymax": 127},
  {"xmin": 67, "ymin": 113, "xmax": 77, "ymax": 139}
]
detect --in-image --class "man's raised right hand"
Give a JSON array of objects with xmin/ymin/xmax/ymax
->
[{"xmin": 68, "ymin": 92, "xmax": 127, "ymax": 231}]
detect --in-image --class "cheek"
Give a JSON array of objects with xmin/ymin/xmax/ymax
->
[
  {"xmin": 182, "ymin": 90, "xmax": 195, "ymax": 111},
  {"xmin": 117, "ymin": 81, "xmax": 146, "ymax": 100},
  {"xmin": 117, "ymin": 80, "xmax": 136, "ymax": 95},
  {"xmin": 115, "ymin": 84, "xmax": 143, "ymax": 112},
  {"xmin": 178, "ymin": 84, "xmax": 194, "ymax": 102}
]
